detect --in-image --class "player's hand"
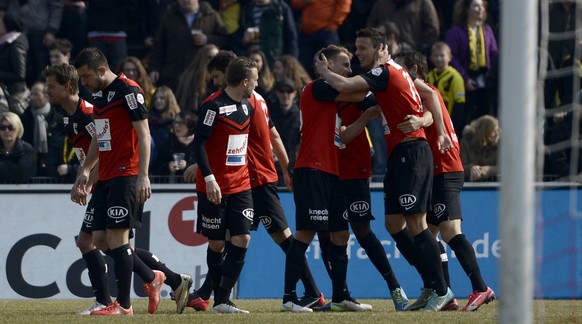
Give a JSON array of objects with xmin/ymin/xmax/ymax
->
[
  {"xmin": 136, "ymin": 174, "xmax": 152, "ymax": 204},
  {"xmin": 397, "ymin": 115, "xmax": 423, "ymax": 133},
  {"xmin": 437, "ymin": 133, "xmax": 453, "ymax": 154},
  {"xmin": 71, "ymin": 174, "xmax": 88, "ymax": 206},
  {"xmin": 283, "ymin": 171, "xmax": 293, "ymax": 192},
  {"xmin": 206, "ymin": 180, "xmax": 222, "ymax": 205},
  {"xmin": 364, "ymin": 106, "xmax": 381, "ymax": 120},
  {"xmin": 183, "ymin": 164, "xmax": 198, "ymax": 183},
  {"xmin": 314, "ymin": 53, "xmax": 329, "ymax": 76}
]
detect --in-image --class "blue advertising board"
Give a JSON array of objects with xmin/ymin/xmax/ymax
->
[{"xmin": 239, "ymin": 188, "xmax": 582, "ymax": 299}]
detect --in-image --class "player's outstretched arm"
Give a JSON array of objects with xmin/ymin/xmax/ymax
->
[
  {"xmin": 414, "ymin": 80, "xmax": 452, "ymax": 153},
  {"xmin": 269, "ymin": 126, "xmax": 293, "ymax": 191},
  {"xmin": 340, "ymin": 106, "xmax": 381, "ymax": 144},
  {"xmin": 314, "ymin": 54, "xmax": 370, "ymax": 93},
  {"xmin": 397, "ymin": 111, "xmax": 433, "ymax": 134}
]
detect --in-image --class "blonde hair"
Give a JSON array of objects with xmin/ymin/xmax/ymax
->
[
  {"xmin": 151, "ymin": 86, "xmax": 181, "ymax": 121},
  {"xmin": 0, "ymin": 112, "xmax": 24, "ymax": 138},
  {"xmin": 431, "ymin": 41, "xmax": 452, "ymax": 56},
  {"xmin": 470, "ymin": 115, "xmax": 498, "ymax": 148}
]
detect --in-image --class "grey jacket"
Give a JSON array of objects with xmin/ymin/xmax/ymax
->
[{"xmin": 0, "ymin": 0, "xmax": 63, "ymax": 34}]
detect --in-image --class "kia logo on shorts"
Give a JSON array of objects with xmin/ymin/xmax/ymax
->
[
  {"xmin": 434, "ymin": 203, "xmax": 446, "ymax": 218},
  {"xmin": 107, "ymin": 206, "xmax": 129, "ymax": 219},
  {"xmin": 242, "ymin": 208, "xmax": 254, "ymax": 221},
  {"xmin": 399, "ymin": 194, "xmax": 417, "ymax": 207},
  {"xmin": 260, "ymin": 216, "xmax": 272, "ymax": 229},
  {"xmin": 350, "ymin": 201, "xmax": 369, "ymax": 213}
]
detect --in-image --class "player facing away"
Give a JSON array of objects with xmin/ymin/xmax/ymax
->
[
  {"xmin": 394, "ymin": 51, "xmax": 495, "ymax": 312},
  {"xmin": 193, "ymin": 57, "xmax": 257, "ymax": 314},
  {"xmin": 335, "ymin": 90, "xmax": 409, "ymax": 311},
  {"xmin": 281, "ymin": 45, "xmax": 378, "ymax": 313},
  {"xmin": 183, "ymin": 50, "xmax": 324, "ymax": 311},
  {"xmin": 72, "ymin": 48, "xmax": 160, "ymax": 316},
  {"xmin": 314, "ymin": 28, "xmax": 455, "ymax": 311}
]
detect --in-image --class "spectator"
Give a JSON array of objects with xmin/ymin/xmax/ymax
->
[
  {"xmin": 149, "ymin": 85, "xmax": 181, "ymax": 166},
  {"xmin": 118, "ymin": 56, "xmax": 156, "ymax": 110},
  {"xmin": 268, "ymin": 77, "xmax": 300, "ymax": 183},
  {"xmin": 271, "ymin": 55, "xmax": 311, "ymax": 93},
  {"xmin": 85, "ymin": 0, "xmax": 133, "ymax": 70},
  {"xmin": 0, "ymin": 0, "xmax": 62, "ymax": 86},
  {"xmin": 460, "ymin": 114, "xmax": 499, "ymax": 182},
  {"xmin": 58, "ymin": 0, "xmax": 87, "ymax": 58},
  {"xmin": 445, "ymin": 0, "xmax": 498, "ymax": 127},
  {"xmin": 291, "ymin": 0, "xmax": 351, "ymax": 78},
  {"xmin": 151, "ymin": 110, "xmax": 197, "ymax": 180},
  {"xmin": 248, "ymin": 49, "xmax": 276, "ymax": 101},
  {"xmin": 544, "ymin": 91, "xmax": 582, "ymax": 181},
  {"xmin": 0, "ymin": 12, "xmax": 29, "ymax": 115},
  {"xmin": 0, "ymin": 111, "xmax": 35, "ymax": 183},
  {"xmin": 147, "ymin": 0, "xmax": 227, "ymax": 92},
  {"xmin": 366, "ymin": 0, "xmax": 439, "ymax": 53},
  {"xmin": 427, "ymin": 41, "xmax": 466, "ymax": 134},
  {"xmin": 48, "ymin": 38, "xmax": 73, "ymax": 65},
  {"xmin": 237, "ymin": 0, "xmax": 298, "ymax": 66},
  {"xmin": 139, "ymin": 0, "xmax": 176, "ymax": 58},
  {"xmin": 175, "ymin": 43, "xmax": 219, "ymax": 113},
  {"xmin": 377, "ymin": 21, "xmax": 413, "ymax": 56},
  {"xmin": 20, "ymin": 81, "xmax": 64, "ymax": 177}
]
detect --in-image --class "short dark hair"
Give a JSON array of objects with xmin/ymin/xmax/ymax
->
[
  {"xmin": 356, "ymin": 27, "xmax": 389, "ymax": 53},
  {"xmin": 226, "ymin": 57, "xmax": 257, "ymax": 86},
  {"xmin": 393, "ymin": 51, "xmax": 428, "ymax": 80},
  {"xmin": 43, "ymin": 63, "xmax": 80, "ymax": 94},
  {"xmin": 49, "ymin": 39, "xmax": 73, "ymax": 55},
  {"xmin": 207, "ymin": 50, "xmax": 237, "ymax": 73},
  {"xmin": 73, "ymin": 47, "xmax": 109, "ymax": 71}
]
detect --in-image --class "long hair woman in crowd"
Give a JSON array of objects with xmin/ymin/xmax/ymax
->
[
  {"xmin": 248, "ymin": 49, "xmax": 275, "ymax": 96},
  {"xmin": 175, "ymin": 44, "xmax": 219, "ymax": 113},
  {"xmin": 118, "ymin": 56, "xmax": 156, "ymax": 109},
  {"xmin": 149, "ymin": 86, "xmax": 181, "ymax": 166},
  {"xmin": 271, "ymin": 54, "xmax": 311, "ymax": 93}
]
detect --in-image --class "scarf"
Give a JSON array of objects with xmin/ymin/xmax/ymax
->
[
  {"xmin": 468, "ymin": 24, "xmax": 486, "ymax": 71},
  {"xmin": 31, "ymin": 104, "xmax": 51, "ymax": 154}
]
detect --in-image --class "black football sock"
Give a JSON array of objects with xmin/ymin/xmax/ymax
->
[
  {"xmin": 437, "ymin": 241, "xmax": 451, "ymax": 288},
  {"xmin": 330, "ymin": 242, "xmax": 350, "ymax": 302},
  {"xmin": 449, "ymin": 234, "xmax": 487, "ymax": 292},
  {"xmin": 131, "ymin": 251, "xmax": 155, "ymax": 284},
  {"xmin": 359, "ymin": 231, "xmax": 401, "ymax": 291},
  {"xmin": 216, "ymin": 245, "xmax": 247, "ymax": 304},
  {"xmin": 414, "ymin": 229, "xmax": 447, "ymax": 296},
  {"xmin": 391, "ymin": 227, "xmax": 429, "ymax": 287},
  {"xmin": 204, "ymin": 247, "xmax": 223, "ymax": 300},
  {"xmin": 82, "ymin": 249, "xmax": 112, "ymax": 305},
  {"xmin": 134, "ymin": 248, "xmax": 181, "ymax": 290},
  {"xmin": 283, "ymin": 239, "xmax": 309, "ymax": 299},
  {"xmin": 279, "ymin": 236, "xmax": 320, "ymax": 298},
  {"xmin": 317, "ymin": 234, "xmax": 333, "ymax": 278},
  {"xmin": 109, "ymin": 244, "xmax": 133, "ymax": 309}
]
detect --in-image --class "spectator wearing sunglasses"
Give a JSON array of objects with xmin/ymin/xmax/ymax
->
[{"xmin": 0, "ymin": 111, "xmax": 36, "ymax": 183}]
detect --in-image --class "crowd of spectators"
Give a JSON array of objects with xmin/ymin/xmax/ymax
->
[{"xmin": 0, "ymin": 0, "xmax": 580, "ymax": 184}]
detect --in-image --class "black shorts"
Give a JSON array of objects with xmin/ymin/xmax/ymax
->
[
  {"xmin": 79, "ymin": 196, "xmax": 95, "ymax": 234},
  {"xmin": 293, "ymin": 168, "xmax": 348, "ymax": 232},
  {"xmin": 341, "ymin": 178, "xmax": 375, "ymax": 222},
  {"xmin": 384, "ymin": 139, "xmax": 433, "ymax": 216},
  {"xmin": 196, "ymin": 190, "xmax": 253, "ymax": 240},
  {"xmin": 250, "ymin": 183, "xmax": 289, "ymax": 233},
  {"xmin": 427, "ymin": 172, "xmax": 464, "ymax": 226},
  {"xmin": 92, "ymin": 176, "xmax": 144, "ymax": 231}
]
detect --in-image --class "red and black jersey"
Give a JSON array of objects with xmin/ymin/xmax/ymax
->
[
  {"xmin": 360, "ymin": 60, "xmax": 426, "ymax": 157},
  {"xmin": 294, "ymin": 79, "xmax": 342, "ymax": 176},
  {"xmin": 195, "ymin": 90, "xmax": 254, "ymax": 194},
  {"xmin": 247, "ymin": 91, "xmax": 278, "ymax": 187},
  {"xmin": 424, "ymin": 83, "xmax": 463, "ymax": 175},
  {"xmin": 63, "ymin": 99, "xmax": 95, "ymax": 165},
  {"xmin": 91, "ymin": 73, "xmax": 148, "ymax": 181},
  {"xmin": 338, "ymin": 94, "xmax": 375, "ymax": 180}
]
